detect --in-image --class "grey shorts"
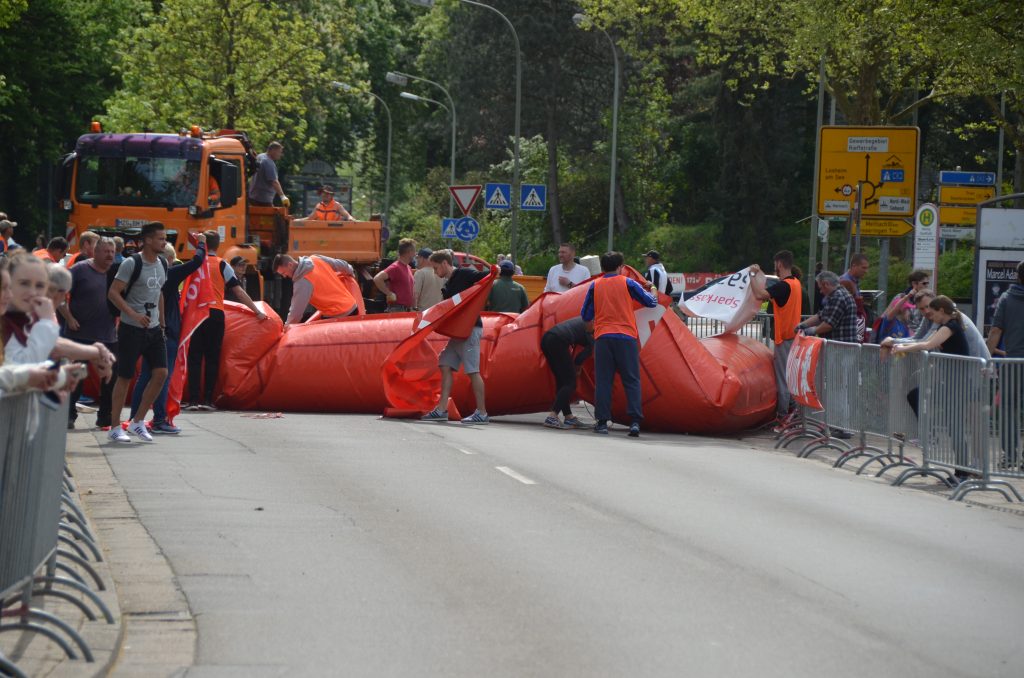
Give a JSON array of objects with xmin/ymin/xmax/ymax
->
[{"xmin": 439, "ymin": 326, "xmax": 483, "ymax": 374}]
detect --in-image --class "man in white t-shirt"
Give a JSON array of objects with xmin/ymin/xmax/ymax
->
[{"xmin": 544, "ymin": 243, "xmax": 591, "ymax": 294}]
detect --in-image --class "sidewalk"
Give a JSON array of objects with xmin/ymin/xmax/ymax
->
[{"xmin": 0, "ymin": 415, "xmax": 197, "ymax": 678}]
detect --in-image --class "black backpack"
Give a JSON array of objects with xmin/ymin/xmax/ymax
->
[{"xmin": 106, "ymin": 253, "xmax": 168, "ymax": 317}]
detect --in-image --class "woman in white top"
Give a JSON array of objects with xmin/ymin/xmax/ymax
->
[{"xmin": 0, "ymin": 258, "xmax": 59, "ymax": 393}]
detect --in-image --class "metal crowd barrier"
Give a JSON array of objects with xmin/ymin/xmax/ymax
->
[
  {"xmin": 774, "ymin": 336, "xmax": 1024, "ymax": 503},
  {"xmin": 682, "ymin": 312, "xmax": 774, "ymax": 346},
  {"xmin": 1, "ymin": 392, "xmax": 112, "ymax": 675}
]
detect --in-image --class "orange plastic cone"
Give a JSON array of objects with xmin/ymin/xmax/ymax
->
[{"xmin": 446, "ymin": 397, "xmax": 462, "ymax": 422}]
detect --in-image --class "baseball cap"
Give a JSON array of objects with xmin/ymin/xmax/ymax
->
[
  {"xmin": 499, "ymin": 260, "xmax": 515, "ymax": 274},
  {"xmin": 417, "ymin": 247, "xmax": 433, "ymax": 259},
  {"xmin": 644, "ymin": 250, "xmax": 661, "ymax": 261},
  {"xmin": 0, "ymin": 219, "xmax": 16, "ymax": 232},
  {"xmin": 318, "ymin": 184, "xmax": 335, "ymax": 195}
]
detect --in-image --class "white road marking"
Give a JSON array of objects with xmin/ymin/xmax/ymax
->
[
  {"xmin": 495, "ymin": 466, "xmax": 536, "ymax": 485},
  {"xmin": 457, "ymin": 447, "xmax": 476, "ymax": 455}
]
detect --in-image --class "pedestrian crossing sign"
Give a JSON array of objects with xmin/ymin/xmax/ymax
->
[
  {"xmin": 484, "ymin": 183, "xmax": 511, "ymax": 210},
  {"xmin": 520, "ymin": 184, "xmax": 546, "ymax": 211},
  {"xmin": 441, "ymin": 218, "xmax": 459, "ymax": 238}
]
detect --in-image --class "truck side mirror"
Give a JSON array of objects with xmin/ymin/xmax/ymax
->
[
  {"xmin": 57, "ymin": 153, "xmax": 75, "ymax": 211},
  {"xmin": 209, "ymin": 157, "xmax": 240, "ymax": 208}
]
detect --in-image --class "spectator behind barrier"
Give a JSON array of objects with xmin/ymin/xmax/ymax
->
[
  {"xmin": 0, "ymin": 257, "xmax": 64, "ymax": 394},
  {"xmin": 987, "ymin": 260, "xmax": 1024, "ymax": 358},
  {"xmin": 796, "ymin": 271, "xmax": 859, "ymax": 343}
]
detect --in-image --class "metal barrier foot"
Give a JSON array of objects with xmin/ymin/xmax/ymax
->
[
  {"xmin": 57, "ymin": 535, "xmax": 90, "ymax": 562},
  {"xmin": 28, "ymin": 588, "xmax": 97, "ymax": 622},
  {"xmin": 0, "ymin": 653, "xmax": 28, "ymax": 678},
  {"xmin": 853, "ymin": 452, "xmax": 902, "ymax": 475},
  {"xmin": 60, "ymin": 512, "xmax": 96, "ymax": 544},
  {"xmin": 950, "ymin": 480, "xmax": 1023, "ymax": 503},
  {"xmin": 32, "ymin": 577, "xmax": 114, "ymax": 624},
  {"xmin": 19, "ymin": 608, "xmax": 93, "ymax": 662},
  {"xmin": 873, "ymin": 459, "xmax": 919, "ymax": 478},
  {"xmin": 892, "ymin": 467, "xmax": 956, "ymax": 487},
  {"xmin": 55, "ymin": 549, "xmax": 105, "ymax": 591},
  {"xmin": 52, "ymin": 562, "xmax": 87, "ymax": 587},
  {"xmin": 58, "ymin": 523, "xmax": 103, "ymax": 562},
  {"xmin": 0, "ymin": 621, "xmax": 78, "ymax": 661},
  {"xmin": 798, "ymin": 436, "xmax": 851, "ymax": 459},
  {"xmin": 833, "ymin": 446, "xmax": 888, "ymax": 470}
]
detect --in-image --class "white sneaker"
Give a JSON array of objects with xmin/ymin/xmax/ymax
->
[
  {"xmin": 128, "ymin": 420, "xmax": 154, "ymax": 443},
  {"xmin": 107, "ymin": 427, "xmax": 131, "ymax": 444}
]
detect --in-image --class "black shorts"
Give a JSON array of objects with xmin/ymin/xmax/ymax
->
[{"xmin": 117, "ymin": 324, "xmax": 167, "ymax": 379}]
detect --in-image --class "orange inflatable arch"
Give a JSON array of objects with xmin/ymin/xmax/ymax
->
[{"xmin": 216, "ymin": 267, "xmax": 776, "ymax": 434}]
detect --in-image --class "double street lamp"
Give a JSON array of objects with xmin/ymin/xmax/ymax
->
[
  {"xmin": 408, "ymin": 0, "xmax": 522, "ymax": 264},
  {"xmin": 332, "ymin": 81, "xmax": 392, "ymax": 228},
  {"xmin": 573, "ymin": 13, "xmax": 620, "ymax": 252},
  {"xmin": 387, "ymin": 70, "xmax": 458, "ymax": 218}
]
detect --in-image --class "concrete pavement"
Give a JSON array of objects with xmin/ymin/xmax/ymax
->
[{"xmin": 80, "ymin": 408, "xmax": 1024, "ymax": 677}]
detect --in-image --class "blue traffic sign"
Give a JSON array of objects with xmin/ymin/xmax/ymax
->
[
  {"xmin": 520, "ymin": 184, "xmax": 547, "ymax": 211},
  {"xmin": 441, "ymin": 217, "xmax": 459, "ymax": 239},
  {"xmin": 454, "ymin": 216, "xmax": 480, "ymax": 243},
  {"xmin": 939, "ymin": 170, "xmax": 996, "ymax": 186},
  {"xmin": 880, "ymin": 169, "xmax": 904, "ymax": 183},
  {"xmin": 484, "ymin": 183, "xmax": 511, "ymax": 210}
]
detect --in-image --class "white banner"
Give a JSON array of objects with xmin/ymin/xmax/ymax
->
[{"xmin": 678, "ymin": 266, "xmax": 765, "ymax": 334}]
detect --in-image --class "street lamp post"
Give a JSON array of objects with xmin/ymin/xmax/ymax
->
[
  {"xmin": 408, "ymin": 0, "xmax": 522, "ymax": 264},
  {"xmin": 574, "ymin": 13, "xmax": 619, "ymax": 252},
  {"xmin": 387, "ymin": 70, "xmax": 457, "ymax": 218},
  {"xmin": 332, "ymin": 81, "xmax": 392, "ymax": 229}
]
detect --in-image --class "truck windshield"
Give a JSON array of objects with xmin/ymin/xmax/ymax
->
[{"xmin": 75, "ymin": 156, "xmax": 201, "ymax": 207}]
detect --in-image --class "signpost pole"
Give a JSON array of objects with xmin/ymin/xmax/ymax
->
[
  {"xmin": 997, "ymin": 92, "xmax": 1005, "ymax": 197},
  {"xmin": 808, "ymin": 56, "xmax": 826, "ymax": 311},
  {"xmin": 463, "ymin": 0, "xmax": 521, "ymax": 264}
]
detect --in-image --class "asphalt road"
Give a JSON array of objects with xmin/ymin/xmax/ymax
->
[{"xmin": 93, "ymin": 411, "xmax": 1024, "ymax": 677}]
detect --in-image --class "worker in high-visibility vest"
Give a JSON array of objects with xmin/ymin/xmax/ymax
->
[
  {"xmin": 307, "ymin": 185, "xmax": 353, "ymax": 222},
  {"xmin": 580, "ymin": 251, "xmax": 658, "ymax": 438},
  {"xmin": 65, "ymin": 231, "xmax": 99, "ymax": 268},
  {"xmin": 33, "ymin": 237, "xmax": 69, "ymax": 263},
  {"xmin": 273, "ymin": 253, "xmax": 358, "ymax": 327}
]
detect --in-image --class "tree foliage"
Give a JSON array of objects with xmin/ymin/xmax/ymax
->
[{"xmin": 103, "ymin": 0, "xmax": 336, "ymax": 151}]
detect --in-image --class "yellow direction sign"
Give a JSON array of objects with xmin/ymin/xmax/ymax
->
[
  {"xmin": 859, "ymin": 218, "xmax": 913, "ymax": 237},
  {"xmin": 817, "ymin": 126, "xmax": 920, "ymax": 217},
  {"xmin": 938, "ymin": 185, "xmax": 995, "ymax": 206},
  {"xmin": 939, "ymin": 205, "xmax": 979, "ymax": 225}
]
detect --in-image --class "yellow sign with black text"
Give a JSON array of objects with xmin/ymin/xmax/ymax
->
[
  {"xmin": 817, "ymin": 126, "xmax": 920, "ymax": 217},
  {"xmin": 938, "ymin": 185, "xmax": 995, "ymax": 206},
  {"xmin": 859, "ymin": 218, "xmax": 913, "ymax": 237},
  {"xmin": 939, "ymin": 206, "xmax": 979, "ymax": 226}
]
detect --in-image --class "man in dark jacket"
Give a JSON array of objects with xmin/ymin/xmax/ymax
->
[
  {"xmin": 988, "ymin": 260, "xmax": 1024, "ymax": 464},
  {"xmin": 129, "ymin": 234, "xmax": 207, "ymax": 433},
  {"xmin": 541, "ymin": 317, "xmax": 593, "ymax": 429}
]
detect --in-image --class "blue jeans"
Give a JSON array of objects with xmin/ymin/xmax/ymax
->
[
  {"xmin": 131, "ymin": 336, "xmax": 178, "ymax": 424},
  {"xmin": 594, "ymin": 336, "xmax": 642, "ymax": 424}
]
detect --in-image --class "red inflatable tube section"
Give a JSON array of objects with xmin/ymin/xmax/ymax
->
[{"xmin": 217, "ymin": 277, "xmax": 776, "ymax": 433}]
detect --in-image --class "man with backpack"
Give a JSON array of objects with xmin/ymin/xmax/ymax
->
[{"xmin": 106, "ymin": 221, "xmax": 169, "ymax": 443}]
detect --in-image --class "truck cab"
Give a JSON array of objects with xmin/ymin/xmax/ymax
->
[
  {"xmin": 60, "ymin": 127, "xmax": 247, "ymax": 259},
  {"xmin": 59, "ymin": 126, "xmax": 383, "ymax": 312}
]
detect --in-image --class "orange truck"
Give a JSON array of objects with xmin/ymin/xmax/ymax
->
[{"xmin": 57, "ymin": 125, "xmax": 381, "ymax": 306}]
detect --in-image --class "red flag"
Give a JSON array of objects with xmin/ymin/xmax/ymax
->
[
  {"xmin": 381, "ymin": 266, "xmax": 496, "ymax": 411},
  {"xmin": 166, "ymin": 257, "xmax": 215, "ymax": 422},
  {"xmin": 786, "ymin": 333, "xmax": 824, "ymax": 410}
]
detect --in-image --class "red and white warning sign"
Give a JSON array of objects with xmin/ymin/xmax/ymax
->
[{"xmin": 449, "ymin": 185, "xmax": 482, "ymax": 216}]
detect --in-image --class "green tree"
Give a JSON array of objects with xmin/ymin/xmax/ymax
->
[
  {"xmin": 0, "ymin": 0, "xmax": 145, "ymax": 232},
  {"xmin": 103, "ymin": 0, "xmax": 333, "ymax": 150}
]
